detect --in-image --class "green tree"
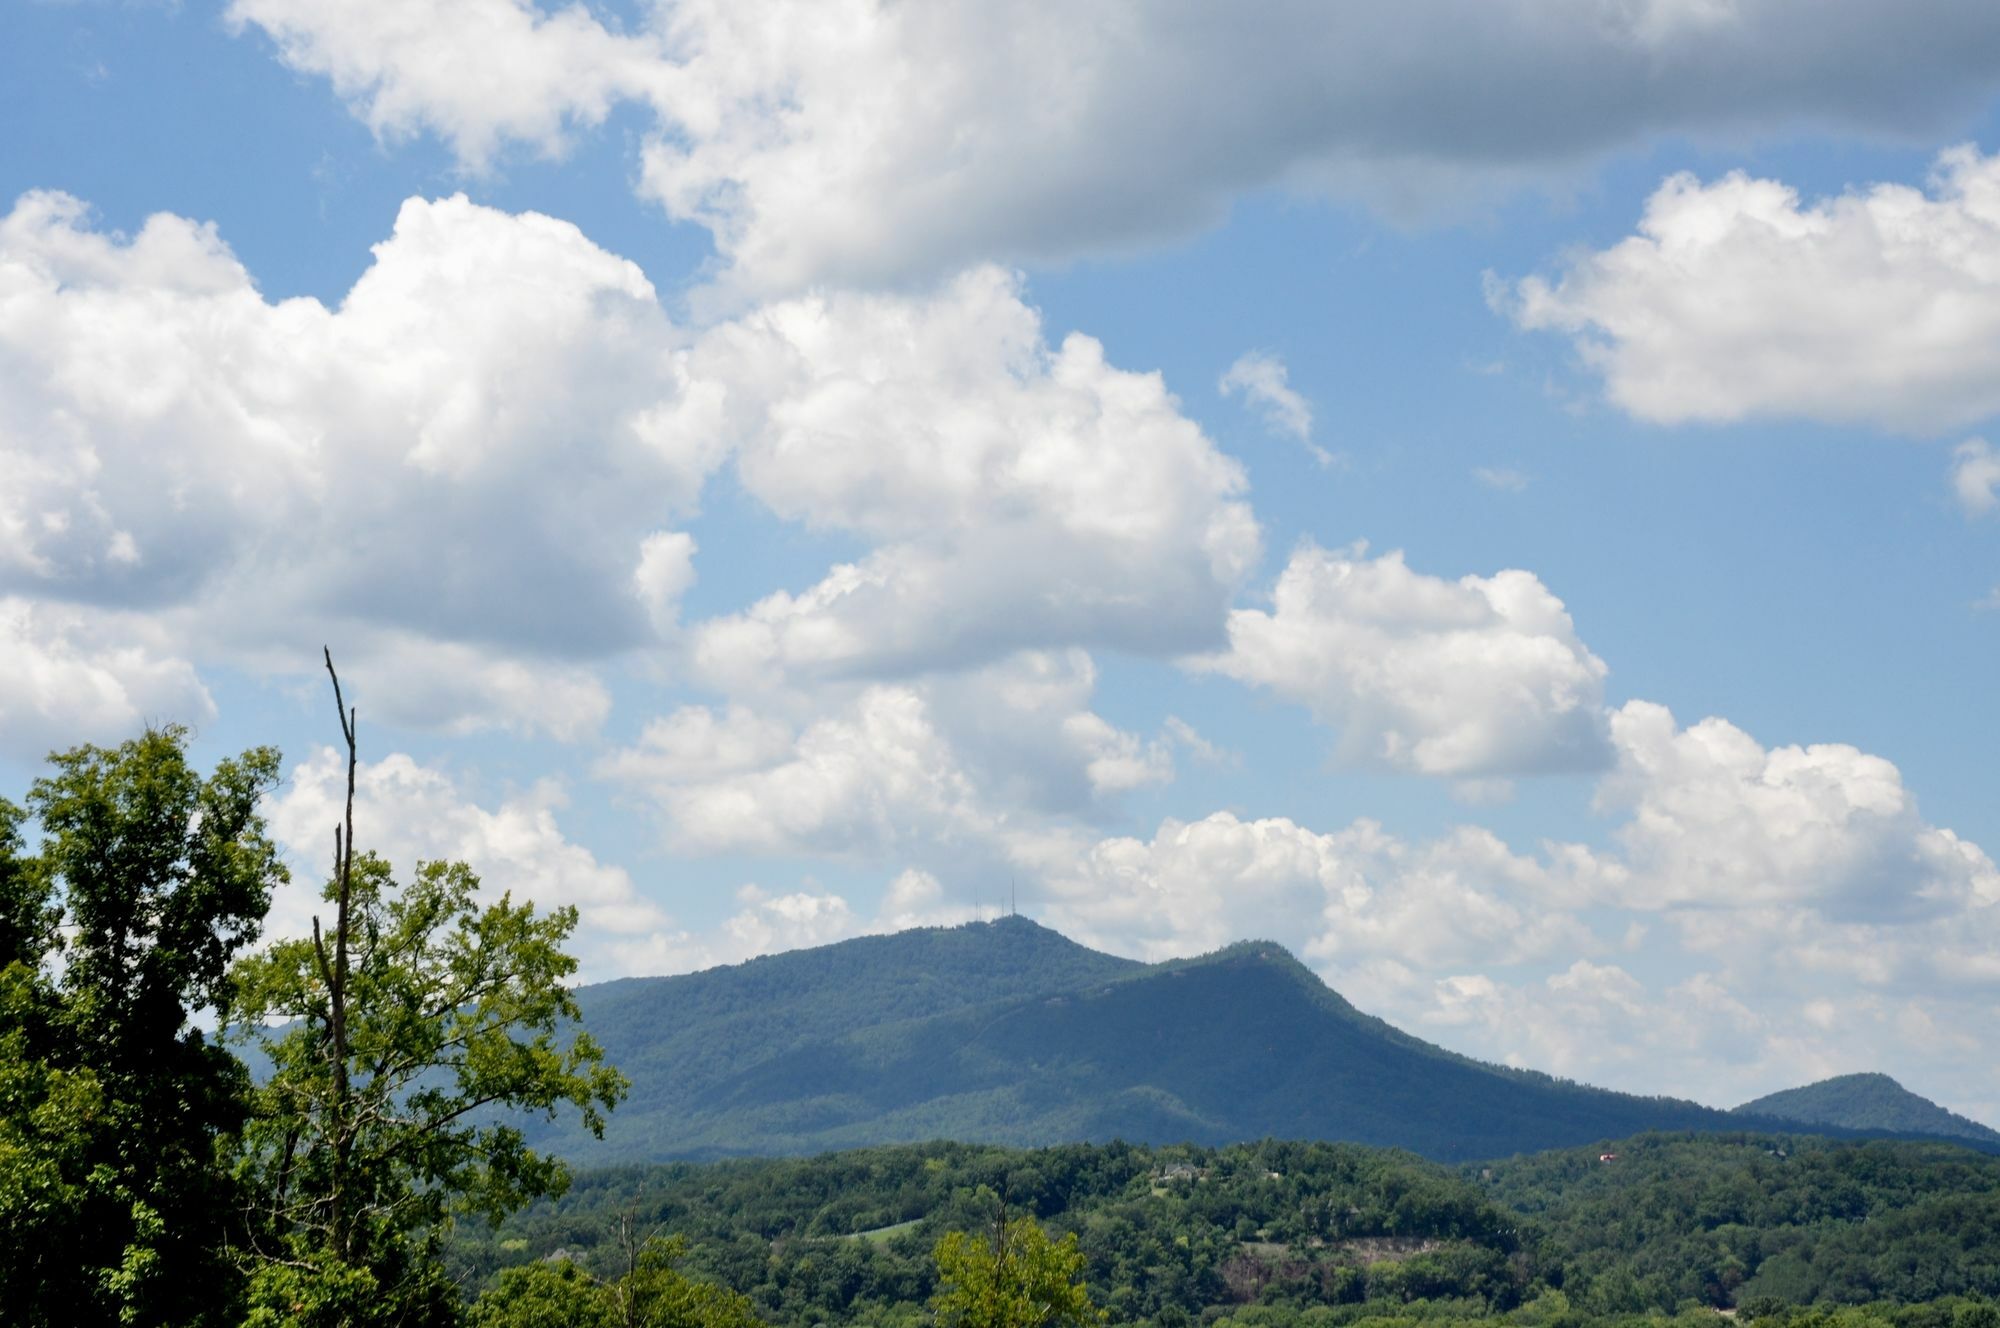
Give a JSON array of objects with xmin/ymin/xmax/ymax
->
[
  {"xmin": 0, "ymin": 729, "xmax": 287, "ymax": 1326},
  {"xmin": 933, "ymin": 1216, "xmax": 1105, "ymax": 1328},
  {"xmin": 225, "ymin": 653, "xmax": 627, "ymax": 1325},
  {"xmin": 470, "ymin": 1234, "xmax": 763, "ymax": 1328},
  {"xmin": 616, "ymin": 1235, "xmax": 767, "ymax": 1328},
  {"xmin": 469, "ymin": 1258, "xmax": 619, "ymax": 1328}
]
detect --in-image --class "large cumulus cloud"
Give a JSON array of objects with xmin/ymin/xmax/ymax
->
[
  {"xmin": 227, "ymin": 0, "xmax": 2000, "ymax": 291},
  {"xmin": 0, "ymin": 190, "xmax": 704, "ymax": 743},
  {"xmin": 0, "ymin": 195, "xmax": 1255, "ymax": 754}
]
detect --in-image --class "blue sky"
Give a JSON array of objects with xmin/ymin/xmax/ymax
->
[{"xmin": 5, "ymin": 0, "xmax": 2000, "ymax": 1123}]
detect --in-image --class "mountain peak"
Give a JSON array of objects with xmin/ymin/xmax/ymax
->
[
  {"xmin": 533, "ymin": 921, "xmax": 2000, "ymax": 1165},
  {"xmin": 540, "ymin": 921, "xmax": 1789, "ymax": 1163},
  {"xmin": 1735, "ymin": 1072, "xmax": 2000, "ymax": 1144}
]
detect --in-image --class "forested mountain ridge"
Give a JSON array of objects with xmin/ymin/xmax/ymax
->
[
  {"xmin": 524, "ymin": 919, "xmax": 1992, "ymax": 1164},
  {"xmin": 1734, "ymin": 1073, "xmax": 2000, "ymax": 1145},
  {"xmin": 558, "ymin": 915, "xmax": 1137, "ymax": 1146}
]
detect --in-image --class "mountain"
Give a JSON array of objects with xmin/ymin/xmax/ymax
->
[
  {"xmin": 549, "ymin": 915, "xmax": 1137, "ymax": 1153},
  {"xmin": 1734, "ymin": 1072, "xmax": 2000, "ymax": 1145},
  {"xmin": 532, "ymin": 918, "xmax": 1928, "ymax": 1164}
]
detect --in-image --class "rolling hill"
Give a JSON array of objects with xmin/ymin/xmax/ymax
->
[
  {"xmin": 1734, "ymin": 1072, "xmax": 2000, "ymax": 1145},
  {"xmin": 454, "ymin": 1132, "xmax": 2000, "ymax": 1320},
  {"xmin": 524, "ymin": 917, "xmax": 1995, "ymax": 1164}
]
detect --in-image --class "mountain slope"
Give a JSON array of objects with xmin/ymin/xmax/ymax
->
[
  {"xmin": 665, "ymin": 940, "xmax": 1755, "ymax": 1161},
  {"xmin": 531, "ymin": 921, "xmax": 1904, "ymax": 1164},
  {"xmin": 553, "ymin": 915, "xmax": 1138, "ymax": 1154},
  {"xmin": 1734, "ymin": 1072, "xmax": 2000, "ymax": 1144}
]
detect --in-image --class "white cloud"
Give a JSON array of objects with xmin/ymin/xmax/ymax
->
[
  {"xmin": 599, "ymin": 649, "xmax": 1171, "ymax": 862},
  {"xmin": 1029, "ymin": 784, "xmax": 2000, "ymax": 1113},
  {"xmin": 298, "ymin": 634, "xmax": 615, "ymax": 742},
  {"xmin": 228, "ymin": 0, "xmax": 2000, "ymax": 292},
  {"xmin": 1162, "ymin": 716, "xmax": 1235, "ymax": 769},
  {"xmin": 1039, "ymin": 810, "xmax": 1611, "ymax": 971},
  {"xmin": 1600, "ymin": 700, "xmax": 2000, "ymax": 919},
  {"xmin": 603, "ymin": 685, "xmax": 992, "ymax": 859},
  {"xmin": 681, "ymin": 268, "xmax": 1259, "ymax": 687},
  {"xmin": 1488, "ymin": 708, "xmax": 2000, "ymax": 1105},
  {"xmin": 595, "ymin": 868, "xmax": 984, "ymax": 978},
  {"xmin": 1220, "ymin": 354, "xmax": 1312, "ymax": 441},
  {"xmin": 1504, "ymin": 147, "xmax": 2000, "ymax": 432},
  {"xmin": 1388, "ymin": 701, "xmax": 2000, "ymax": 1100},
  {"xmin": 598, "ymin": 704, "xmax": 797, "ymax": 787},
  {"xmin": 0, "ymin": 191, "xmax": 712, "ymax": 737},
  {"xmin": 1473, "ymin": 466, "xmax": 1530, "ymax": 493},
  {"xmin": 1954, "ymin": 438, "xmax": 2000, "ymax": 515},
  {"xmin": 715, "ymin": 883, "xmax": 859, "ymax": 960},
  {"xmin": 1220, "ymin": 351, "xmax": 1329, "ymax": 466},
  {"xmin": 268, "ymin": 747, "xmax": 677, "ymax": 979},
  {"xmin": 1196, "ymin": 542, "xmax": 1611, "ymax": 777},
  {"xmin": 265, "ymin": 748, "xmax": 982, "ymax": 982},
  {"xmin": 225, "ymin": 0, "xmax": 672, "ymax": 169},
  {"xmin": 921, "ymin": 650, "xmax": 1174, "ymax": 809},
  {"xmin": 1010, "ymin": 692, "xmax": 2000, "ymax": 1113},
  {"xmin": 1407, "ymin": 952, "xmax": 2000, "ymax": 1113},
  {"xmin": 633, "ymin": 531, "xmax": 700, "ymax": 635},
  {"xmin": 1664, "ymin": 901, "xmax": 2000, "ymax": 1000},
  {"xmin": 1416, "ymin": 961, "xmax": 1771, "ymax": 1090},
  {"xmin": 874, "ymin": 867, "xmax": 981, "ymax": 932},
  {"xmin": 0, "ymin": 597, "xmax": 214, "ymax": 760},
  {"xmin": 0, "ymin": 195, "xmax": 1263, "ymax": 758}
]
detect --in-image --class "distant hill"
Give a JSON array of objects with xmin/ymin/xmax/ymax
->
[
  {"xmin": 1735, "ymin": 1072, "xmax": 2000, "ymax": 1145},
  {"xmin": 527, "ymin": 917, "xmax": 1941, "ymax": 1164},
  {"xmin": 1478, "ymin": 1131, "xmax": 2000, "ymax": 1308},
  {"xmin": 456, "ymin": 1132, "xmax": 2000, "ymax": 1321}
]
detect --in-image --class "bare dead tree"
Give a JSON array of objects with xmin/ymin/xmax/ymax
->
[{"xmin": 310, "ymin": 646, "xmax": 359, "ymax": 1261}]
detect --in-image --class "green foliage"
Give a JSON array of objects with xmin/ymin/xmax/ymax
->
[
  {"xmin": 240, "ymin": 1246, "xmax": 459, "ymax": 1328},
  {"xmin": 620, "ymin": 1235, "xmax": 769, "ymax": 1328},
  {"xmin": 0, "ymin": 796, "xmax": 53, "ymax": 967},
  {"xmin": 469, "ymin": 1236, "xmax": 763, "ymax": 1328},
  {"xmin": 457, "ymin": 1133, "xmax": 2000, "ymax": 1328},
  {"xmin": 0, "ymin": 729, "xmax": 286, "ymax": 1327},
  {"xmin": 226, "ymin": 852, "xmax": 629, "ymax": 1322},
  {"xmin": 472, "ymin": 1258, "xmax": 620, "ymax": 1328},
  {"xmin": 452, "ymin": 1138, "xmax": 1531, "ymax": 1328},
  {"xmin": 9, "ymin": 717, "xmax": 2000, "ymax": 1328},
  {"xmin": 1478, "ymin": 1133, "xmax": 2000, "ymax": 1309},
  {"xmin": 933, "ymin": 1216, "xmax": 1104, "ymax": 1328}
]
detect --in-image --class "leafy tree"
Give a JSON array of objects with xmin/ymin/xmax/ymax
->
[
  {"xmin": 615, "ymin": 1234, "xmax": 768, "ymax": 1328},
  {"xmin": 0, "ymin": 795, "xmax": 51, "ymax": 965},
  {"xmin": 0, "ymin": 728, "xmax": 287, "ymax": 1327},
  {"xmin": 933, "ymin": 1215, "xmax": 1104, "ymax": 1328},
  {"xmin": 471, "ymin": 1257, "xmax": 620, "ymax": 1328},
  {"xmin": 470, "ymin": 1234, "xmax": 763, "ymax": 1328},
  {"xmin": 225, "ymin": 653, "xmax": 627, "ymax": 1325}
]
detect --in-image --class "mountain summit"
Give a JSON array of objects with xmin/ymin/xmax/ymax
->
[
  {"xmin": 532, "ymin": 920, "xmax": 1987, "ymax": 1164},
  {"xmin": 1734, "ymin": 1072, "xmax": 2000, "ymax": 1145}
]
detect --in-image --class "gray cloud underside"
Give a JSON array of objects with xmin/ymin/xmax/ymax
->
[{"xmin": 229, "ymin": 0, "xmax": 2000, "ymax": 288}]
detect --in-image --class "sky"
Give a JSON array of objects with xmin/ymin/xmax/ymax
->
[{"xmin": 5, "ymin": 0, "xmax": 2000, "ymax": 1125}]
